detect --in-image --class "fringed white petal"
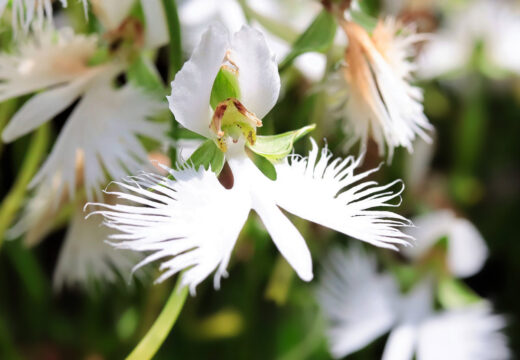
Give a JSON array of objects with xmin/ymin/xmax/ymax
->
[
  {"xmin": 0, "ymin": 27, "xmax": 97, "ymax": 104},
  {"xmin": 317, "ymin": 246, "xmax": 400, "ymax": 358},
  {"xmin": 53, "ymin": 206, "xmax": 145, "ymax": 291},
  {"xmin": 29, "ymin": 78, "xmax": 167, "ymax": 201},
  {"xmin": 335, "ymin": 19, "xmax": 432, "ymax": 159},
  {"xmin": 417, "ymin": 304, "xmax": 510, "ymax": 360},
  {"xmin": 231, "ymin": 26, "xmax": 280, "ymax": 119},
  {"xmin": 88, "ymin": 164, "xmax": 252, "ymax": 294},
  {"xmin": 167, "ymin": 23, "xmax": 229, "ymax": 137},
  {"xmin": 274, "ymin": 139, "xmax": 413, "ymax": 250}
]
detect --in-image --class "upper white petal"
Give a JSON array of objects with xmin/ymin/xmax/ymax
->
[
  {"xmin": 317, "ymin": 246, "xmax": 400, "ymax": 358},
  {"xmin": 90, "ymin": 0, "xmax": 134, "ymax": 30},
  {"xmin": 167, "ymin": 24, "xmax": 229, "ymax": 137},
  {"xmin": 231, "ymin": 26, "xmax": 280, "ymax": 118},
  {"xmin": 417, "ymin": 304, "xmax": 510, "ymax": 360},
  {"xmin": 140, "ymin": 0, "xmax": 169, "ymax": 48},
  {"xmin": 404, "ymin": 210, "xmax": 488, "ymax": 278},
  {"xmin": 274, "ymin": 139, "xmax": 413, "ymax": 250},
  {"xmin": 89, "ymin": 164, "xmax": 252, "ymax": 294}
]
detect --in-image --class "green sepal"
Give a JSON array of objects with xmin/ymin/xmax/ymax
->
[
  {"xmin": 186, "ymin": 139, "xmax": 225, "ymax": 174},
  {"xmin": 210, "ymin": 67, "xmax": 241, "ymax": 109},
  {"xmin": 438, "ymin": 276, "xmax": 482, "ymax": 310},
  {"xmin": 247, "ymin": 124, "xmax": 316, "ymax": 162},
  {"xmin": 279, "ymin": 10, "xmax": 337, "ymax": 71}
]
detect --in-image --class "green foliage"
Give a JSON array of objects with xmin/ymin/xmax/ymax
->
[{"xmin": 279, "ymin": 11, "xmax": 337, "ymax": 71}]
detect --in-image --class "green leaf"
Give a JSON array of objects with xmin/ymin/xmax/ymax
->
[
  {"xmin": 438, "ymin": 277, "xmax": 482, "ymax": 309},
  {"xmin": 248, "ymin": 124, "xmax": 316, "ymax": 162},
  {"xmin": 210, "ymin": 67, "xmax": 241, "ymax": 109},
  {"xmin": 127, "ymin": 54, "xmax": 166, "ymax": 96},
  {"xmin": 279, "ymin": 11, "xmax": 336, "ymax": 71},
  {"xmin": 350, "ymin": 1, "xmax": 378, "ymax": 32},
  {"xmin": 187, "ymin": 139, "xmax": 225, "ymax": 174}
]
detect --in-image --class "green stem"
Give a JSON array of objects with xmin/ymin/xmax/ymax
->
[
  {"xmin": 161, "ymin": 0, "xmax": 183, "ymax": 81},
  {"xmin": 161, "ymin": 0, "xmax": 183, "ymax": 164},
  {"xmin": 0, "ymin": 123, "xmax": 50, "ymax": 250},
  {"xmin": 126, "ymin": 276, "xmax": 188, "ymax": 360}
]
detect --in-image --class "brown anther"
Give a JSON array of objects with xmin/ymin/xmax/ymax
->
[
  {"xmin": 210, "ymin": 102, "xmax": 228, "ymax": 137},
  {"xmin": 232, "ymin": 99, "xmax": 262, "ymax": 127}
]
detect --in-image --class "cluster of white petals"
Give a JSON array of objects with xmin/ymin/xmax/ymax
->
[
  {"xmin": 330, "ymin": 17, "xmax": 432, "ymax": 159},
  {"xmin": 317, "ymin": 246, "xmax": 510, "ymax": 360},
  {"xmin": 0, "ymin": 27, "xmax": 167, "ymax": 201}
]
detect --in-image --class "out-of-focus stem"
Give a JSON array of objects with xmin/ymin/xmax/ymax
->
[
  {"xmin": 161, "ymin": 0, "xmax": 183, "ymax": 164},
  {"xmin": 0, "ymin": 123, "xmax": 50, "ymax": 250},
  {"xmin": 125, "ymin": 276, "xmax": 188, "ymax": 360}
]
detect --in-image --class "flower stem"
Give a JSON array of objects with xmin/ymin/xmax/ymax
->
[
  {"xmin": 161, "ymin": 0, "xmax": 183, "ymax": 164},
  {"xmin": 0, "ymin": 123, "xmax": 50, "ymax": 250},
  {"xmin": 125, "ymin": 276, "xmax": 188, "ymax": 360}
]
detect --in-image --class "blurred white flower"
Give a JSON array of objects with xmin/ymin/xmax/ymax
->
[
  {"xmin": 90, "ymin": 0, "xmax": 168, "ymax": 48},
  {"xmin": 331, "ymin": 17, "xmax": 432, "ymax": 160},
  {"xmin": 417, "ymin": 0, "xmax": 520, "ymax": 79},
  {"xmin": 317, "ymin": 247, "xmax": 509, "ymax": 360},
  {"xmin": 54, "ymin": 204, "xmax": 144, "ymax": 291},
  {"xmin": 177, "ymin": 0, "xmax": 327, "ymax": 81},
  {"xmin": 0, "ymin": 27, "xmax": 167, "ymax": 201},
  {"xmin": 404, "ymin": 210, "xmax": 488, "ymax": 278},
  {"xmin": 0, "ymin": 0, "xmax": 68, "ymax": 32},
  {"xmin": 88, "ymin": 25, "xmax": 412, "ymax": 294}
]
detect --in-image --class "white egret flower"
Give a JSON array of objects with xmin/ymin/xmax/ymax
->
[
  {"xmin": 177, "ymin": 0, "xmax": 327, "ymax": 81},
  {"xmin": 417, "ymin": 0, "xmax": 520, "ymax": 79},
  {"xmin": 90, "ymin": 0, "xmax": 168, "ymax": 48},
  {"xmin": 317, "ymin": 247, "xmax": 510, "ymax": 360},
  {"xmin": 404, "ymin": 210, "xmax": 488, "ymax": 278},
  {"xmin": 0, "ymin": 27, "xmax": 167, "ymax": 201},
  {"xmin": 54, "ymin": 205, "xmax": 144, "ymax": 291},
  {"xmin": 330, "ymin": 17, "xmax": 433, "ymax": 159},
  {"xmin": 88, "ymin": 25, "xmax": 412, "ymax": 294}
]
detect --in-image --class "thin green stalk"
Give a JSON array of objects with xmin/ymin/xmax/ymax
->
[
  {"xmin": 0, "ymin": 123, "xmax": 50, "ymax": 249},
  {"xmin": 161, "ymin": 0, "xmax": 183, "ymax": 81},
  {"xmin": 161, "ymin": 0, "xmax": 183, "ymax": 164},
  {"xmin": 126, "ymin": 276, "xmax": 189, "ymax": 360}
]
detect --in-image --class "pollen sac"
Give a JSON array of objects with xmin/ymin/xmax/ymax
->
[{"xmin": 210, "ymin": 98, "xmax": 262, "ymax": 152}]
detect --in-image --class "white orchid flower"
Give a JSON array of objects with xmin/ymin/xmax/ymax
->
[
  {"xmin": 329, "ymin": 17, "xmax": 433, "ymax": 160},
  {"xmin": 317, "ymin": 247, "xmax": 510, "ymax": 360},
  {"xmin": 0, "ymin": 27, "xmax": 167, "ymax": 201},
  {"xmin": 177, "ymin": 0, "xmax": 327, "ymax": 81},
  {"xmin": 417, "ymin": 0, "xmax": 520, "ymax": 79},
  {"xmin": 90, "ymin": 0, "xmax": 168, "ymax": 48},
  {"xmin": 88, "ymin": 25, "xmax": 412, "ymax": 295},
  {"xmin": 404, "ymin": 210, "xmax": 488, "ymax": 278}
]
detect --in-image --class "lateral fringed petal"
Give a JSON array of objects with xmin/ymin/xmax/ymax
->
[
  {"xmin": 274, "ymin": 139, "xmax": 413, "ymax": 250},
  {"xmin": 88, "ymin": 164, "xmax": 251, "ymax": 295}
]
